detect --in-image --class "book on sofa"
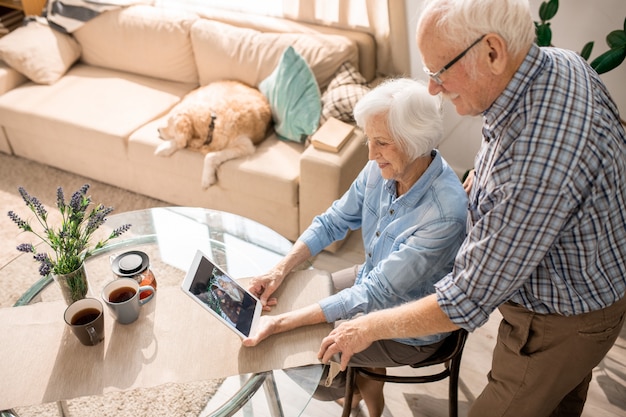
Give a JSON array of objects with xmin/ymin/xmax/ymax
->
[{"xmin": 310, "ymin": 116, "xmax": 355, "ymax": 153}]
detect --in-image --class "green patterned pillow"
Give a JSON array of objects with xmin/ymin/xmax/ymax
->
[{"xmin": 259, "ymin": 46, "xmax": 321, "ymax": 143}]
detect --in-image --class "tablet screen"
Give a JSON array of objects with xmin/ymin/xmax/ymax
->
[{"xmin": 182, "ymin": 250, "xmax": 260, "ymax": 338}]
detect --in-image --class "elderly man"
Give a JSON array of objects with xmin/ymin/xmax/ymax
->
[{"xmin": 318, "ymin": 1, "xmax": 626, "ymax": 416}]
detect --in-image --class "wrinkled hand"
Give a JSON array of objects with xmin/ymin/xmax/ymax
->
[
  {"xmin": 318, "ymin": 317, "xmax": 374, "ymax": 371},
  {"xmin": 242, "ymin": 315, "xmax": 278, "ymax": 347},
  {"xmin": 248, "ymin": 271, "xmax": 284, "ymax": 311}
]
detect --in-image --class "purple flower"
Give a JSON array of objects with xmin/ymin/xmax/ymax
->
[
  {"xmin": 9, "ymin": 184, "xmax": 131, "ymax": 276},
  {"xmin": 7, "ymin": 211, "xmax": 31, "ymax": 232},
  {"xmin": 30, "ymin": 196, "xmax": 47, "ymax": 220},
  {"xmin": 33, "ymin": 253, "xmax": 52, "ymax": 276},
  {"xmin": 56, "ymin": 187, "xmax": 65, "ymax": 211},
  {"xmin": 18, "ymin": 187, "xmax": 31, "ymax": 205},
  {"xmin": 111, "ymin": 223, "xmax": 132, "ymax": 238},
  {"xmin": 16, "ymin": 243, "xmax": 35, "ymax": 253}
]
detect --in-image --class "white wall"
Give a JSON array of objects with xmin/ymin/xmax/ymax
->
[{"xmin": 403, "ymin": 0, "xmax": 626, "ymax": 177}]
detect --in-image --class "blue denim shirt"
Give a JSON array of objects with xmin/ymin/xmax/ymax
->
[{"xmin": 299, "ymin": 150, "xmax": 468, "ymax": 346}]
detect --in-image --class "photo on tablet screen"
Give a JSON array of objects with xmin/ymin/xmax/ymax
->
[{"xmin": 182, "ymin": 250, "xmax": 260, "ymax": 338}]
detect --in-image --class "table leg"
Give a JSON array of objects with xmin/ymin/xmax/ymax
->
[
  {"xmin": 262, "ymin": 371, "xmax": 284, "ymax": 417},
  {"xmin": 57, "ymin": 401, "xmax": 69, "ymax": 417}
]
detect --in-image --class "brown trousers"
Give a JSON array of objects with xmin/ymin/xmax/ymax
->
[{"xmin": 470, "ymin": 295, "xmax": 626, "ymax": 417}]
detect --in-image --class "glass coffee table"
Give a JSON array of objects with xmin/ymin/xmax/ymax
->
[{"xmin": 2, "ymin": 207, "xmax": 323, "ymax": 417}]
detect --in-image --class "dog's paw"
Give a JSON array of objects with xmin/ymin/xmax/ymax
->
[
  {"xmin": 201, "ymin": 169, "xmax": 217, "ymax": 189},
  {"xmin": 201, "ymin": 154, "xmax": 219, "ymax": 188},
  {"xmin": 154, "ymin": 140, "xmax": 178, "ymax": 156}
]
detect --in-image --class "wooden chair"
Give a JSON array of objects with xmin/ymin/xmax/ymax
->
[{"xmin": 341, "ymin": 328, "xmax": 469, "ymax": 417}]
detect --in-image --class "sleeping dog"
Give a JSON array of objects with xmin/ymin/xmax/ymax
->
[{"xmin": 155, "ymin": 80, "xmax": 272, "ymax": 188}]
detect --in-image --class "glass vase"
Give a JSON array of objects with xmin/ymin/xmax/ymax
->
[{"xmin": 52, "ymin": 263, "xmax": 89, "ymax": 305}]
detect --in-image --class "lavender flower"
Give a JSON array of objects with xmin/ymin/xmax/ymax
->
[
  {"xmin": 7, "ymin": 210, "xmax": 31, "ymax": 232},
  {"xmin": 16, "ymin": 243, "xmax": 35, "ymax": 253},
  {"xmin": 56, "ymin": 187, "xmax": 65, "ymax": 212},
  {"xmin": 30, "ymin": 196, "xmax": 47, "ymax": 221},
  {"xmin": 8, "ymin": 184, "xmax": 131, "ymax": 277},
  {"xmin": 111, "ymin": 223, "xmax": 132, "ymax": 238}
]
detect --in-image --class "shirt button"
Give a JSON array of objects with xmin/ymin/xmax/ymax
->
[
  {"xmin": 389, "ymin": 209, "xmax": 395, "ymax": 215},
  {"xmin": 368, "ymin": 252, "xmax": 372, "ymax": 258},
  {"xmin": 375, "ymin": 231, "xmax": 380, "ymax": 237}
]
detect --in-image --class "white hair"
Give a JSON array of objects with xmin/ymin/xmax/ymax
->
[
  {"xmin": 417, "ymin": 0, "xmax": 535, "ymax": 58},
  {"xmin": 353, "ymin": 78, "xmax": 443, "ymax": 160}
]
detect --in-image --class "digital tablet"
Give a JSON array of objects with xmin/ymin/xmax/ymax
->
[{"xmin": 181, "ymin": 250, "xmax": 262, "ymax": 339}]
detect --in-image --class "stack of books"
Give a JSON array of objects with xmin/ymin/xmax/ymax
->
[{"xmin": 0, "ymin": 6, "xmax": 25, "ymax": 37}]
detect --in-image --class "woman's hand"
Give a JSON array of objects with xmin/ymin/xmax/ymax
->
[
  {"xmin": 248, "ymin": 271, "xmax": 285, "ymax": 311},
  {"xmin": 242, "ymin": 315, "xmax": 278, "ymax": 346}
]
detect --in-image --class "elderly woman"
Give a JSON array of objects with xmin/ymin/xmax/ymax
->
[{"xmin": 243, "ymin": 78, "xmax": 468, "ymax": 416}]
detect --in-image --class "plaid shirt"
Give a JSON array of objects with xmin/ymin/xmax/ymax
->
[{"xmin": 436, "ymin": 44, "xmax": 626, "ymax": 331}]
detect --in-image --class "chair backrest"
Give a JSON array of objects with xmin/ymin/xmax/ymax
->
[
  {"xmin": 410, "ymin": 328, "xmax": 468, "ymax": 369},
  {"xmin": 342, "ymin": 328, "xmax": 469, "ymax": 417}
]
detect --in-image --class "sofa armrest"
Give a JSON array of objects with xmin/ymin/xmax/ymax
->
[
  {"xmin": 0, "ymin": 61, "xmax": 28, "ymax": 95},
  {"xmin": 300, "ymin": 127, "xmax": 368, "ymax": 252}
]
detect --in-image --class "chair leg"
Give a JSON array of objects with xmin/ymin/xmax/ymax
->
[
  {"xmin": 448, "ymin": 356, "xmax": 462, "ymax": 417},
  {"xmin": 342, "ymin": 367, "xmax": 356, "ymax": 417}
]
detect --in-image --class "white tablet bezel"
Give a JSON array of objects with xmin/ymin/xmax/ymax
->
[{"xmin": 181, "ymin": 249, "xmax": 262, "ymax": 339}]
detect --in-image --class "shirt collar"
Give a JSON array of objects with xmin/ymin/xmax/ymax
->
[
  {"xmin": 384, "ymin": 150, "xmax": 443, "ymax": 205},
  {"xmin": 482, "ymin": 43, "xmax": 546, "ymax": 141}
]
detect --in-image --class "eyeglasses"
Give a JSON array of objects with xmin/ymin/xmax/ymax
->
[{"xmin": 423, "ymin": 34, "xmax": 486, "ymax": 85}]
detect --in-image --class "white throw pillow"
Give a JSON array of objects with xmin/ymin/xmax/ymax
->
[{"xmin": 0, "ymin": 19, "xmax": 81, "ymax": 85}]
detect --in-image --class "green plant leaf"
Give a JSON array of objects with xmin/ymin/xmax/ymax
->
[
  {"xmin": 580, "ymin": 41, "xmax": 594, "ymax": 60},
  {"xmin": 539, "ymin": 0, "xmax": 559, "ymax": 22},
  {"xmin": 590, "ymin": 46, "xmax": 626, "ymax": 74},
  {"xmin": 606, "ymin": 30, "xmax": 626, "ymax": 48},
  {"xmin": 536, "ymin": 24, "xmax": 552, "ymax": 46}
]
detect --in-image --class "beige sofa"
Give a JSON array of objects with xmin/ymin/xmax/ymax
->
[{"xmin": 0, "ymin": 5, "xmax": 377, "ymax": 248}]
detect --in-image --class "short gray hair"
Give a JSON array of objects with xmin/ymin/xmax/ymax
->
[
  {"xmin": 417, "ymin": 0, "xmax": 535, "ymax": 58},
  {"xmin": 353, "ymin": 78, "xmax": 443, "ymax": 160}
]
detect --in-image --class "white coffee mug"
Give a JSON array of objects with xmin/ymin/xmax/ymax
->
[{"xmin": 101, "ymin": 278, "xmax": 155, "ymax": 324}]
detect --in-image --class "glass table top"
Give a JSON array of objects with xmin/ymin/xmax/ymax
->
[{"xmin": 2, "ymin": 207, "xmax": 322, "ymax": 417}]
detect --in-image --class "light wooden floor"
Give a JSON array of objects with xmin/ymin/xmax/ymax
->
[{"xmin": 292, "ymin": 230, "xmax": 626, "ymax": 417}]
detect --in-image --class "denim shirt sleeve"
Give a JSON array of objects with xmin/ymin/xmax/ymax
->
[{"xmin": 299, "ymin": 162, "xmax": 377, "ymax": 256}]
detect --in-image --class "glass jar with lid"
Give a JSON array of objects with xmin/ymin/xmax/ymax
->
[{"xmin": 111, "ymin": 251, "xmax": 157, "ymax": 299}]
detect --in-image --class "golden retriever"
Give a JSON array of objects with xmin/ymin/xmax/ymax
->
[{"xmin": 155, "ymin": 80, "xmax": 272, "ymax": 188}]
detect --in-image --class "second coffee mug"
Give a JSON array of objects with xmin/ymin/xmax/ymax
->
[{"xmin": 101, "ymin": 278, "xmax": 155, "ymax": 324}]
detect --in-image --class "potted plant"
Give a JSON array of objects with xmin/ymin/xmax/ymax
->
[
  {"xmin": 535, "ymin": 0, "xmax": 626, "ymax": 74},
  {"xmin": 7, "ymin": 184, "xmax": 131, "ymax": 304}
]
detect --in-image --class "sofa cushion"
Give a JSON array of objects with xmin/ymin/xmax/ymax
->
[
  {"xmin": 321, "ymin": 62, "xmax": 371, "ymax": 124},
  {"xmin": 73, "ymin": 5, "xmax": 198, "ymax": 84},
  {"xmin": 190, "ymin": 19, "xmax": 357, "ymax": 90},
  {"xmin": 0, "ymin": 19, "xmax": 81, "ymax": 85},
  {"xmin": 259, "ymin": 46, "xmax": 321, "ymax": 144},
  {"xmin": 0, "ymin": 64, "xmax": 196, "ymax": 186}
]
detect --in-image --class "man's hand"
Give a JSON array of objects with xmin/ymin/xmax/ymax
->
[{"xmin": 317, "ymin": 317, "xmax": 374, "ymax": 371}]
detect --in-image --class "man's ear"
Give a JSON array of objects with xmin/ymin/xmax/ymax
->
[{"xmin": 484, "ymin": 33, "xmax": 508, "ymax": 75}]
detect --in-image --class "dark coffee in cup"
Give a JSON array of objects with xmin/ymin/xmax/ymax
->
[
  {"xmin": 108, "ymin": 286, "xmax": 136, "ymax": 303},
  {"xmin": 71, "ymin": 308, "xmax": 101, "ymax": 325},
  {"xmin": 64, "ymin": 298, "xmax": 105, "ymax": 346}
]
